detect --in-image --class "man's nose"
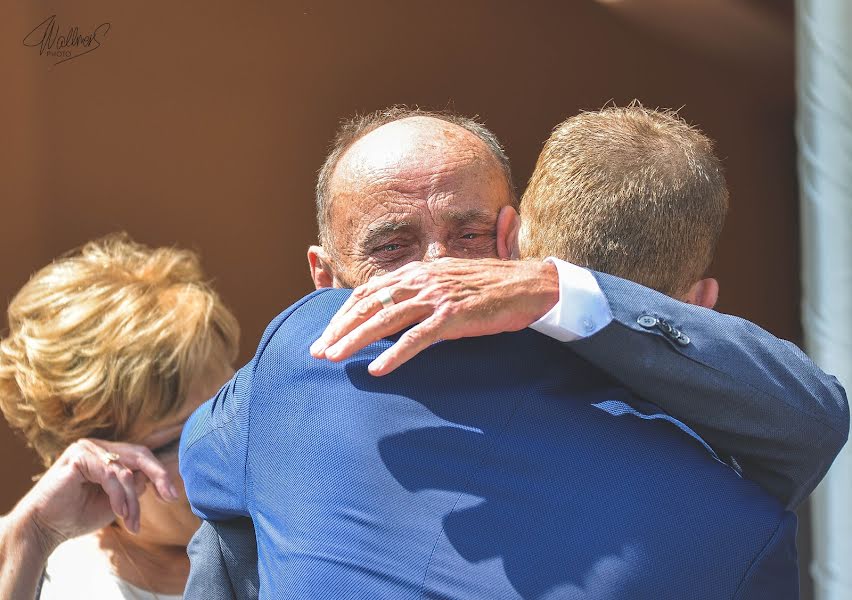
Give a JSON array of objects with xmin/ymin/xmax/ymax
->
[{"xmin": 422, "ymin": 242, "xmax": 449, "ymax": 262}]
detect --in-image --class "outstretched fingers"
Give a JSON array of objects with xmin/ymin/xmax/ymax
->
[
  {"xmin": 314, "ymin": 293, "xmax": 388, "ymax": 359},
  {"xmin": 324, "ymin": 299, "xmax": 432, "ymax": 362},
  {"xmin": 368, "ymin": 315, "xmax": 445, "ymax": 376}
]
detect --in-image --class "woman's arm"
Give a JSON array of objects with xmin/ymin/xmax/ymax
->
[
  {"xmin": 0, "ymin": 505, "xmax": 55, "ymax": 600},
  {"xmin": 0, "ymin": 439, "xmax": 177, "ymax": 599}
]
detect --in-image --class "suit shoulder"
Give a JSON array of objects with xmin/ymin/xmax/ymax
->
[{"xmin": 254, "ymin": 289, "xmax": 352, "ymax": 358}]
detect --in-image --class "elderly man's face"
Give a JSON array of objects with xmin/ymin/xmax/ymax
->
[{"xmin": 309, "ymin": 117, "xmax": 516, "ymax": 288}]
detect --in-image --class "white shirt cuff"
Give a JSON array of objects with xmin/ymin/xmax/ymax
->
[{"xmin": 528, "ymin": 257, "xmax": 613, "ymax": 342}]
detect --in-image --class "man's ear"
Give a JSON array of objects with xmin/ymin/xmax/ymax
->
[
  {"xmin": 307, "ymin": 246, "xmax": 335, "ymax": 289},
  {"xmin": 496, "ymin": 206, "xmax": 521, "ymax": 260},
  {"xmin": 683, "ymin": 277, "xmax": 719, "ymax": 309}
]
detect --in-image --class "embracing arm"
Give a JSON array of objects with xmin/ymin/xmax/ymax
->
[
  {"xmin": 310, "ymin": 257, "xmax": 848, "ymax": 508},
  {"xmin": 180, "ymin": 294, "xmax": 319, "ymax": 520},
  {"xmin": 179, "ymin": 367, "xmax": 252, "ymax": 521},
  {"xmin": 179, "ymin": 371, "xmax": 256, "ymax": 600},
  {"xmin": 570, "ymin": 270, "xmax": 848, "ymax": 508}
]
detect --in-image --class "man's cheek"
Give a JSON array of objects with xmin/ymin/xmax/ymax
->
[
  {"xmin": 346, "ymin": 259, "xmax": 390, "ymax": 288},
  {"xmin": 450, "ymin": 237, "xmax": 499, "ymax": 259}
]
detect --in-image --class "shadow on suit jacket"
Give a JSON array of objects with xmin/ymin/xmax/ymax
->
[{"xmin": 182, "ymin": 288, "xmax": 799, "ymax": 600}]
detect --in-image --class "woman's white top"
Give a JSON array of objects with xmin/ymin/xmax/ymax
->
[{"xmin": 40, "ymin": 534, "xmax": 182, "ymax": 600}]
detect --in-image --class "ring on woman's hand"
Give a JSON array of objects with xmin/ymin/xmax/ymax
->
[
  {"xmin": 376, "ymin": 288, "xmax": 396, "ymax": 309},
  {"xmin": 102, "ymin": 451, "xmax": 120, "ymax": 466}
]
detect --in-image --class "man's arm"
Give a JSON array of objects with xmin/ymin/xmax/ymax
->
[
  {"xmin": 310, "ymin": 257, "xmax": 849, "ymax": 508},
  {"xmin": 574, "ymin": 270, "xmax": 848, "ymax": 508},
  {"xmin": 180, "ymin": 367, "xmax": 252, "ymax": 521},
  {"xmin": 180, "ymin": 291, "xmax": 326, "ymax": 520},
  {"xmin": 734, "ymin": 511, "xmax": 799, "ymax": 599},
  {"xmin": 185, "ymin": 518, "xmax": 259, "ymax": 600}
]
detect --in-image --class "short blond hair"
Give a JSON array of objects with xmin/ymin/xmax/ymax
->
[
  {"xmin": 520, "ymin": 105, "xmax": 728, "ymax": 297},
  {"xmin": 0, "ymin": 234, "xmax": 240, "ymax": 466}
]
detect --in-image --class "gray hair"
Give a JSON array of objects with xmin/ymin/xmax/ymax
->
[{"xmin": 315, "ymin": 106, "xmax": 516, "ymax": 246}]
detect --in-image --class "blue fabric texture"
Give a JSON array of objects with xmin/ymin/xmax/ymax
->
[
  {"xmin": 181, "ymin": 288, "xmax": 799, "ymax": 599},
  {"xmin": 590, "ymin": 399, "xmax": 728, "ymax": 466},
  {"xmin": 571, "ymin": 271, "xmax": 849, "ymax": 509},
  {"xmin": 184, "ymin": 518, "xmax": 258, "ymax": 600}
]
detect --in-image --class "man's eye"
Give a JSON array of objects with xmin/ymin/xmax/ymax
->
[{"xmin": 377, "ymin": 244, "xmax": 401, "ymax": 252}]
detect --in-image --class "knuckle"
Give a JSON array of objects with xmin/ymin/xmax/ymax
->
[
  {"xmin": 356, "ymin": 300, "xmax": 374, "ymax": 319},
  {"xmin": 376, "ymin": 312, "xmax": 395, "ymax": 330},
  {"xmin": 68, "ymin": 440, "xmax": 93, "ymax": 462},
  {"xmin": 437, "ymin": 303, "xmax": 458, "ymax": 319},
  {"xmin": 136, "ymin": 446, "xmax": 156, "ymax": 461},
  {"xmin": 404, "ymin": 327, "xmax": 423, "ymax": 344},
  {"xmin": 375, "ymin": 305, "xmax": 392, "ymax": 322},
  {"xmin": 67, "ymin": 440, "xmax": 87, "ymax": 455},
  {"xmin": 413, "ymin": 270, "xmax": 432, "ymax": 287},
  {"xmin": 75, "ymin": 438, "xmax": 95, "ymax": 452}
]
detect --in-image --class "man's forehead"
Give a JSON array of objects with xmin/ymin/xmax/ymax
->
[
  {"xmin": 334, "ymin": 117, "xmax": 491, "ymax": 190},
  {"xmin": 361, "ymin": 206, "xmax": 496, "ymax": 231}
]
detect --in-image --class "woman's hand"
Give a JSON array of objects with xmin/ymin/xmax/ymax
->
[
  {"xmin": 0, "ymin": 439, "xmax": 178, "ymax": 598},
  {"xmin": 11, "ymin": 438, "xmax": 179, "ymax": 547}
]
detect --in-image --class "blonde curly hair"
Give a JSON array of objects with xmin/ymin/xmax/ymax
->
[{"xmin": 0, "ymin": 234, "xmax": 240, "ymax": 466}]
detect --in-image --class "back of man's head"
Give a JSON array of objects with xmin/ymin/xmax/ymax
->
[{"xmin": 519, "ymin": 105, "xmax": 728, "ymax": 298}]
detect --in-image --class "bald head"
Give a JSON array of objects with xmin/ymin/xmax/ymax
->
[
  {"xmin": 332, "ymin": 116, "xmax": 505, "ymax": 215},
  {"xmin": 308, "ymin": 109, "xmax": 517, "ymax": 289},
  {"xmin": 315, "ymin": 107, "xmax": 515, "ymax": 249}
]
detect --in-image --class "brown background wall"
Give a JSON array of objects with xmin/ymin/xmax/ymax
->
[{"xmin": 0, "ymin": 0, "xmax": 805, "ymax": 592}]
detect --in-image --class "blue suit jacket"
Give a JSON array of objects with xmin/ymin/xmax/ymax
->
[{"xmin": 181, "ymin": 288, "xmax": 800, "ymax": 599}]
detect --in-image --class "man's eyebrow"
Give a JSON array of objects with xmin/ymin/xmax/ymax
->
[
  {"xmin": 443, "ymin": 208, "xmax": 496, "ymax": 226},
  {"xmin": 360, "ymin": 220, "xmax": 416, "ymax": 249}
]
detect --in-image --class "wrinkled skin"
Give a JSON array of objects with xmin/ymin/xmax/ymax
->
[
  {"xmin": 307, "ymin": 115, "xmax": 560, "ymax": 375},
  {"xmin": 308, "ymin": 116, "xmax": 518, "ymax": 289}
]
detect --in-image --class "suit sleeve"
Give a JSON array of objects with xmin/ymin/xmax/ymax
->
[
  {"xmin": 179, "ymin": 290, "xmax": 327, "ymax": 520},
  {"xmin": 184, "ymin": 520, "xmax": 238, "ymax": 600},
  {"xmin": 180, "ymin": 363, "xmax": 253, "ymax": 520},
  {"xmin": 184, "ymin": 518, "xmax": 260, "ymax": 600},
  {"xmin": 569, "ymin": 270, "xmax": 849, "ymax": 509}
]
